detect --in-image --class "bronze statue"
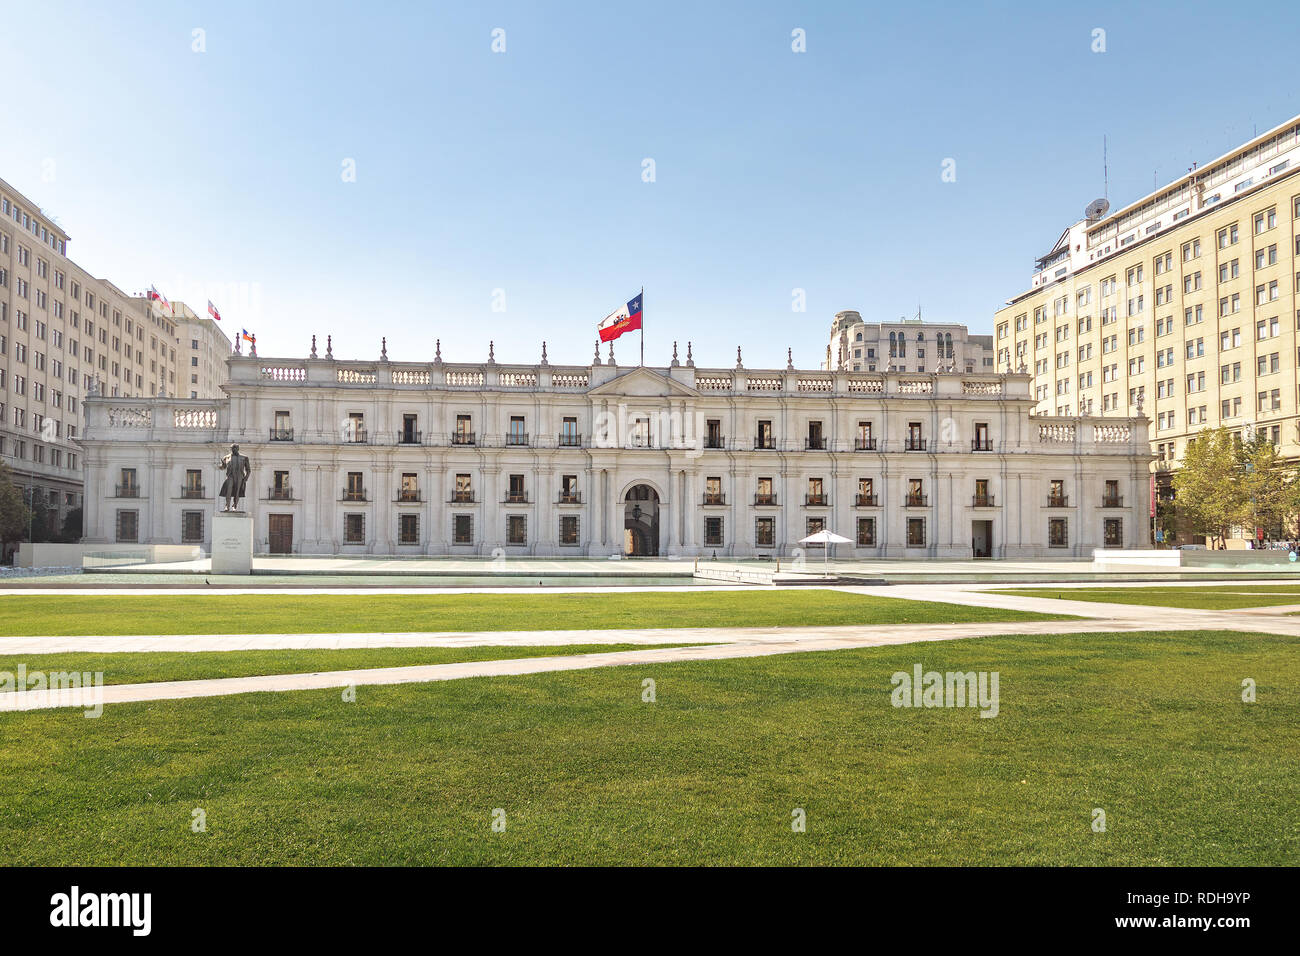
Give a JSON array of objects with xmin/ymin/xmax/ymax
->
[{"xmin": 218, "ymin": 443, "xmax": 251, "ymax": 512}]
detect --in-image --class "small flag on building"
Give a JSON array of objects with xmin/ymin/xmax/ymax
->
[
  {"xmin": 241, "ymin": 329, "xmax": 256, "ymax": 344},
  {"xmin": 598, "ymin": 292, "xmax": 643, "ymax": 342},
  {"xmin": 148, "ymin": 285, "xmax": 173, "ymax": 313},
  {"xmin": 207, "ymin": 300, "xmax": 222, "ymax": 322}
]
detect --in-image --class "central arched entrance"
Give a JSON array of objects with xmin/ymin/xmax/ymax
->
[{"xmin": 624, "ymin": 484, "xmax": 660, "ymax": 556}]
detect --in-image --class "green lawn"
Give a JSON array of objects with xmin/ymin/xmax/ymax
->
[
  {"xmin": 995, "ymin": 585, "xmax": 1300, "ymax": 610},
  {"xmin": 0, "ymin": 591, "xmax": 1060, "ymax": 637},
  {"xmin": 0, "ymin": 629, "xmax": 1293, "ymax": 865},
  {"xmin": 0, "ymin": 644, "xmax": 703, "ymax": 689}
]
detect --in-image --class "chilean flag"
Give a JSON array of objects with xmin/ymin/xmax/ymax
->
[
  {"xmin": 598, "ymin": 293, "xmax": 643, "ymax": 342},
  {"xmin": 207, "ymin": 299, "xmax": 222, "ymax": 322}
]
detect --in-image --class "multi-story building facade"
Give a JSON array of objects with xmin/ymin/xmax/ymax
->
[
  {"xmin": 166, "ymin": 300, "xmax": 231, "ymax": 399},
  {"xmin": 0, "ymin": 176, "xmax": 228, "ymax": 544},
  {"xmin": 994, "ymin": 116, "xmax": 1300, "ymax": 524},
  {"xmin": 78, "ymin": 347, "xmax": 1151, "ymax": 558},
  {"xmin": 827, "ymin": 311, "xmax": 995, "ymax": 374}
]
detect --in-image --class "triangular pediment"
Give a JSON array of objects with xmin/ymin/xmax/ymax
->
[{"xmin": 587, "ymin": 366, "xmax": 702, "ymax": 398}]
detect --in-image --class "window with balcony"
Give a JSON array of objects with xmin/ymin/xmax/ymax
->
[
  {"xmin": 973, "ymin": 479, "xmax": 993, "ymax": 508},
  {"xmin": 704, "ymin": 476, "xmax": 725, "ymax": 505},
  {"xmin": 1102, "ymin": 479, "xmax": 1122, "ymax": 508},
  {"xmin": 906, "ymin": 478, "xmax": 926, "ymax": 507},
  {"xmin": 755, "ymin": 419, "xmax": 774, "ymax": 450},
  {"xmin": 454, "ymin": 414, "xmax": 474, "ymax": 445},
  {"xmin": 344, "ymin": 472, "xmax": 366, "ymax": 501},
  {"xmin": 271, "ymin": 470, "xmax": 292, "ymax": 500},
  {"xmin": 806, "ymin": 478, "xmax": 826, "ymax": 506},
  {"xmin": 271, "ymin": 410, "xmax": 292, "ymax": 442},
  {"xmin": 559, "ymin": 416, "xmax": 581, "ymax": 447},
  {"xmin": 755, "ymin": 477, "xmax": 776, "ymax": 506},
  {"xmin": 507, "ymin": 416, "xmax": 528, "ymax": 446},
  {"xmin": 972, "ymin": 422, "xmax": 991, "ymax": 451},
  {"xmin": 453, "ymin": 474, "xmax": 474, "ymax": 503},
  {"xmin": 400, "ymin": 413, "xmax": 420, "ymax": 444},
  {"xmin": 559, "ymin": 474, "xmax": 580, "ymax": 503},
  {"xmin": 183, "ymin": 469, "xmax": 204, "ymax": 499},
  {"xmin": 506, "ymin": 474, "xmax": 527, "ymax": 503},
  {"xmin": 118, "ymin": 468, "xmax": 138, "ymax": 498},
  {"xmin": 856, "ymin": 478, "xmax": 876, "ymax": 507},
  {"xmin": 705, "ymin": 419, "xmax": 724, "ymax": 449},
  {"xmin": 806, "ymin": 421, "xmax": 825, "ymax": 450},
  {"xmin": 905, "ymin": 422, "xmax": 925, "ymax": 451},
  {"xmin": 855, "ymin": 420, "xmax": 875, "ymax": 451},
  {"xmin": 399, "ymin": 473, "xmax": 420, "ymax": 502},
  {"xmin": 1048, "ymin": 479, "xmax": 1067, "ymax": 507},
  {"xmin": 346, "ymin": 412, "xmax": 366, "ymax": 443}
]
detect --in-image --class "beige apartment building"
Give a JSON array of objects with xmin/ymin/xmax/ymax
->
[
  {"xmin": 0, "ymin": 175, "xmax": 229, "ymax": 547},
  {"xmin": 995, "ymin": 116, "xmax": 1300, "ymax": 534}
]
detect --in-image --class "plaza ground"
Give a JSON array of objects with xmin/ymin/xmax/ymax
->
[{"xmin": 0, "ymin": 572, "xmax": 1295, "ymax": 865}]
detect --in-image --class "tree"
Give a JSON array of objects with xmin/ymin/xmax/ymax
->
[
  {"xmin": 1172, "ymin": 428, "xmax": 1246, "ymax": 548},
  {"xmin": 0, "ymin": 463, "xmax": 31, "ymax": 564},
  {"xmin": 1238, "ymin": 435, "xmax": 1300, "ymax": 541}
]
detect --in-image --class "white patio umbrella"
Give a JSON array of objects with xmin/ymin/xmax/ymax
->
[{"xmin": 798, "ymin": 529, "xmax": 852, "ymax": 577}]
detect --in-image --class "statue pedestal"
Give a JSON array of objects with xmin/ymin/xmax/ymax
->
[{"xmin": 212, "ymin": 512, "xmax": 254, "ymax": 575}]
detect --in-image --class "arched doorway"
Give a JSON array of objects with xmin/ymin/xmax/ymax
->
[{"xmin": 624, "ymin": 484, "xmax": 660, "ymax": 556}]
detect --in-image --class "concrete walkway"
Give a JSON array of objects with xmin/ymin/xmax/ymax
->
[{"xmin": 2, "ymin": 582, "xmax": 1296, "ymax": 712}]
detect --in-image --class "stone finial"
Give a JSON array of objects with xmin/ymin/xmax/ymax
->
[
  {"xmin": 686, "ymin": 341, "xmax": 694, "ymax": 367},
  {"xmin": 310, "ymin": 334, "xmax": 318, "ymax": 359},
  {"xmin": 670, "ymin": 341, "xmax": 680, "ymax": 367},
  {"xmin": 326, "ymin": 335, "xmax": 333, "ymax": 359},
  {"xmin": 249, "ymin": 338, "xmax": 257, "ymax": 358},
  {"xmin": 593, "ymin": 339, "xmax": 602, "ymax": 366},
  {"xmin": 158, "ymin": 385, "xmax": 166, "ymax": 398},
  {"xmin": 1135, "ymin": 390, "xmax": 1146, "ymax": 416},
  {"xmin": 234, "ymin": 335, "xmax": 241, "ymax": 355},
  {"xmin": 608, "ymin": 341, "xmax": 616, "ymax": 366},
  {"xmin": 540, "ymin": 341, "xmax": 548, "ymax": 365},
  {"xmin": 735, "ymin": 346, "xmax": 743, "ymax": 370},
  {"xmin": 434, "ymin": 338, "xmax": 442, "ymax": 364},
  {"xmin": 487, "ymin": 340, "xmax": 496, "ymax": 364},
  {"xmin": 786, "ymin": 347, "xmax": 794, "ymax": 371},
  {"xmin": 381, "ymin": 337, "xmax": 388, "ymax": 361}
]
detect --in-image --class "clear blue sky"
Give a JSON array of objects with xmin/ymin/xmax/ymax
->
[{"xmin": 2, "ymin": 0, "xmax": 1298, "ymax": 367}]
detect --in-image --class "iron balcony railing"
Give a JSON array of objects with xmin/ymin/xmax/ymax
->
[
  {"xmin": 451, "ymin": 432, "xmax": 476, "ymax": 445},
  {"xmin": 805, "ymin": 494, "xmax": 828, "ymax": 506},
  {"xmin": 704, "ymin": 436, "xmax": 726, "ymax": 449},
  {"xmin": 342, "ymin": 489, "xmax": 368, "ymax": 502},
  {"xmin": 1047, "ymin": 495, "xmax": 1069, "ymax": 507},
  {"xmin": 506, "ymin": 433, "xmax": 530, "ymax": 447},
  {"xmin": 397, "ymin": 431, "xmax": 422, "ymax": 445},
  {"xmin": 451, "ymin": 491, "xmax": 475, "ymax": 503},
  {"xmin": 557, "ymin": 433, "xmax": 583, "ymax": 447},
  {"xmin": 904, "ymin": 438, "xmax": 927, "ymax": 451},
  {"xmin": 703, "ymin": 493, "xmax": 726, "ymax": 505},
  {"xmin": 753, "ymin": 437, "xmax": 776, "ymax": 450},
  {"xmin": 1101, "ymin": 495, "xmax": 1124, "ymax": 507},
  {"xmin": 906, "ymin": 494, "xmax": 928, "ymax": 507},
  {"xmin": 269, "ymin": 428, "xmax": 294, "ymax": 442},
  {"xmin": 805, "ymin": 437, "xmax": 827, "ymax": 450},
  {"xmin": 557, "ymin": 492, "xmax": 582, "ymax": 504},
  {"xmin": 753, "ymin": 494, "xmax": 778, "ymax": 506},
  {"xmin": 115, "ymin": 485, "xmax": 140, "ymax": 498},
  {"xmin": 396, "ymin": 490, "xmax": 422, "ymax": 502},
  {"xmin": 504, "ymin": 493, "xmax": 529, "ymax": 503},
  {"xmin": 347, "ymin": 429, "xmax": 369, "ymax": 444},
  {"xmin": 180, "ymin": 485, "xmax": 206, "ymax": 499},
  {"xmin": 268, "ymin": 486, "xmax": 293, "ymax": 500},
  {"xmin": 854, "ymin": 438, "xmax": 877, "ymax": 451},
  {"xmin": 971, "ymin": 438, "xmax": 993, "ymax": 451},
  {"xmin": 856, "ymin": 494, "xmax": 878, "ymax": 506},
  {"xmin": 972, "ymin": 495, "xmax": 995, "ymax": 507}
]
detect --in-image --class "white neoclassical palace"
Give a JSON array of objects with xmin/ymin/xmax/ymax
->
[{"xmin": 77, "ymin": 346, "xmax": 1153, "ymax": 558}]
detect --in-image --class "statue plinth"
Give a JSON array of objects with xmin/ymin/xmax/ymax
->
[{"xmin": 212, "ymin": 512, "xmax": 254, "ymax": 575}]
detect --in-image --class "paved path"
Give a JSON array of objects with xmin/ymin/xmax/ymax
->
[{"xmin": 2, "ymin": 583, "xmax": 1297, "ymax": 712}]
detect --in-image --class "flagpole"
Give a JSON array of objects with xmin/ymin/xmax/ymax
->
[{"xmin": 640, "ymin": 286, "xmax": 645, "ymax": 367}]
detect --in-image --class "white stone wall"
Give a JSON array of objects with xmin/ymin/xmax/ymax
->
[{"xmin": 77, "ymin": 356, "xmax": 1153, "ymax": 559}]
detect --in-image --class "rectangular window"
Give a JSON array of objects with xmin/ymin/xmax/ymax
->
[
  {"xmin": 703, "ymin": 516, "xmax": 724, "ymax": 546},
  {"xmin": 345, "ymin": 472, "xmax": 365, "ymax": 501},
  {"xmin": 906, "ymin": 517, "xmax": 926, "ymax": 547},
  {"xmin": 181, "ymin": 510, "xmax": 203, "ymax": 543},
  {"xmin": 856, "ymin": 517, "xmax": 876, "ymax": 547},
  {"xmin": 1049, "ymin": 517, "xmax": 1068, "ymax": 548},
  {"xmin": 1103, "ymin": 518, "xmax": 1123, "ymax": 548},
  {"xmin": 115, "ymin": 510, "xmax": 139, "ymax": 543},
  {"xmin": 507, "ymin": 514, "xmax": 527, "ymax": 545},
  {"xmin": 805, "ymin": 517, "xmax": 826, "ymax": 544},
  {"xmin": 453, "ymin": 514, "xmax": 474, "ymax": 544},
  {"xmin": 344, "ymin": 513, "xmax": 365, "ymax": 544},
  {"xmin": 754, "ymin": 516, "xmax": 775, "ymax": 547},
  {"xmin": 559, "ymin": 515, "xmax": 580, "ymax": 545}
]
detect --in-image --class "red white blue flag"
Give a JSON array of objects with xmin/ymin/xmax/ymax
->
[
  {"xmin": 207, "ymin": 300, "xmax": 222, "ymax": 322},
  {"xmin": 598, "ymin": 292, "xmax": 643, "ymax": 342}
]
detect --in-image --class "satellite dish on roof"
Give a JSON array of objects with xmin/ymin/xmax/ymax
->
[{"xmin": 1085, "ymin": 197, "xmax": 1110, "ymax": 221}]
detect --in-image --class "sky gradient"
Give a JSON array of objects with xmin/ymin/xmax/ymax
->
[{"xmin": 2, "ymin": 0, "xmax": 1298, "ymax": 367}]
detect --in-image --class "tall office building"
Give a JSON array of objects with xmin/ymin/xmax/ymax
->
[
  {"xmin": 0, "ymin": 176, "xmax": 228, "ymax": 544},
  {"xmin": 827, "ymin": 310, "xmax": 995, "ymax": 373},
  {"xmin": 995, "ymin": 116, "xmax": 1300, "ymax": 526}
]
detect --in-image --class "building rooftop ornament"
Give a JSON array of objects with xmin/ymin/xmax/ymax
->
[
  {"xmin": 671, "ymin": 341, "xmax": 679, "ymax": 367},
  {"xmin": 487, "ymin": 340, "xmax": 496, "ymax": 364},
  {"xmin": 593, "ymin": 339, "xmax": 602, "ymax": 366},
  {"xmin": 607, "ymin": 341, "xmax": 616, "ymax": 366},
  {"xmin": 735, "ymin": 346, "xmax": 743, "ymax": 370},
  {"xmin": 326, "ymin": 335, "xmax": 333, "ymax": 359},
  {"xmin": 381, "ymin": 337, "xmax": 388, "ymax": 362},
  {"xmin": 787, "ymin": 347, "xmax": 794, "ymax": 371},
  {"xmin": 686, "ymin": 341, "xmax": 694, "ymax": 367},
  {"xmin": 540, "ymin": 341, "xmax": 548, "ymax": 366},
  {"xmin": 310, "ymin": 334, "xmax": 317, "ymax": 359},
  {"xmin": 234, "ymin": 335, "xmax": 241, "ymax": 355},
  {"xmin": 434, "ymin": 338, "xmax": 442, "ymax": 365}
]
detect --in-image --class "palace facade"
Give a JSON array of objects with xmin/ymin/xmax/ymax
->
[{"xmin": 77, "ymin": 346, "xmax": 1152, "ymax": 559}]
